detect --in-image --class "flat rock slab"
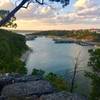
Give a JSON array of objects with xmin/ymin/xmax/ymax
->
[
  {"xmin": 40, "ymin": 91, "xmax": 87, "ymax": 100},
  {"xmin": 0, "ymin": 74, "xmax": 42, "ymax": 93},
  {"xmin": 1, "ymin": 80, "xmax": 54, "ymax": 97}
]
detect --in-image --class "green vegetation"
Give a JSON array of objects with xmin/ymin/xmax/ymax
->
[
  {"xmin": 0, "ymin": 29, "xmax": 28, "ymax": 74},
  {"xmin": 32, "ymin": 68, "xmax": 45, "ymax": 77},
  {"xmin": 30, "ymin": 30, "xmax": 99, "ymax": 41},
  {"xmin": 86, "ymin": 49, "xmax": 100, "ymax": 100},
  {"xmin": 0, "ymin": 10, "xmax": 17, "ymax": 28},
  {"xmin": 32, "ymin": 68, "xmax": 69, "ymax": 91},
  {"xmin": 45, "ymin": 72, "xmax": 69, "ymax": 91}
]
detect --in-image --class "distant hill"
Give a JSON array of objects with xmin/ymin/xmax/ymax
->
[{"xmin": 90, "ymin": 29, "xmax": 100, "ymax": 34}]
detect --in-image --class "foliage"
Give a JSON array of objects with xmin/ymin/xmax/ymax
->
[
  {"xmin": 0, "ymin": 10, "xmax": 17, "ymax": 28},
  {"xmin": 31, "ymin": 68, "xmax": 69, "ymax": 91},
  {"xmin": 32, "ymin": 68, "xmax": 45, "ymax": 76},
  {"xmin": 85, "ymin": 49, "xmax": 100, "ymax": 100},
  {"xmin": 0, "ymin": 29, "xmax": 28, "ymax": 74},
  {"xmin": 29, "ymin": 30, "xmax": 98, "ymax": 41},
  {"xmin": 45, "ymin": 72, "xmax": 69, "ymax": 91}
]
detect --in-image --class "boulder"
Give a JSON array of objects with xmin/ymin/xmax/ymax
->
[
  {"xmin": 0, "ymin": 75, "xmax": 14, "ymax": 93},
  {"xmin": 0, "ymin": 74, "xmax": 42, "ymax": 93},
  {"xmin": 1, "ymin": 80, "xmax": 54, "ymax": 97},
  {"xmin": 14, "ymin": 75, "xmax": 42, "ymax": 83},
  {"xmin": 40, "ymin": 91, "xmax": 87, "ymax": 100},
  {"xmin": 4, "ymin": 95, "xmax": 38, "ymax": 100}
]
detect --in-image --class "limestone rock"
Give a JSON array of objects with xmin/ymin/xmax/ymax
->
[
  {"xmin": 40, "ymin": 91, "xmax": 87, "ymax": 100},
  {"xmin": 0, "ymin": 74, "xmax": 42, "ymax": 93},
  {"xmin": 1, "ymin": 80, "xmax": 54, "ymax": 97}
]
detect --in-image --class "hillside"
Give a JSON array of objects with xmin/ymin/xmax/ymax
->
[
  {"xmin": 26, "ymin": 30, "xmax": 99, "ymax": 41},
  {"xmin": 0, "ymin": 29, "xmax": 28, "ymax": 74}
]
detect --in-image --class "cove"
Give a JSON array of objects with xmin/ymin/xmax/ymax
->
[{"xmin": 25, "ymin": 36, "xmax": 93, "ymax": 95}]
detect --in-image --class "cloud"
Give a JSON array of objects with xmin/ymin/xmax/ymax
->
[
  {"xmin": 54, "ymin": 0, "xmax": 100, "ymax": 24},
  {"xmin": 77, "ymin": 6, "xmax": 100, "ymax": 18},
  {"xmin": 74, "ymin": 0, "xmax": 88, "ymax": 9},
  {"xmin": 74, "ymin": 0, "xmax": 96, "ymax": 10},
  {"xmin": 16, "ymin": 19, "xmax": 100, "ymax": 30},
  {"xmin": 0, "ymin": 0, "xmax": 55, "ymax": 20},
  {"xmin": 15, "ymin": 3, "xmax": 56, "ymax": 20},
  {"xmin": 0, "ymin": 0, "xmax": 14, "ymax": 10},
  {"xmin": 0, "ymin": 0, "xmax": 100, "ymax": 30}
]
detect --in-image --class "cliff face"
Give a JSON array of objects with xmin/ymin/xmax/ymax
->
[{"xmin": 0, "ymin": 73, "xmax": 87, "ymax": 100}]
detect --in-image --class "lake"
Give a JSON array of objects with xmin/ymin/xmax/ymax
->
[{"xmin": 25, "ymin": 36, "xmax": 93, "ymax": 95}]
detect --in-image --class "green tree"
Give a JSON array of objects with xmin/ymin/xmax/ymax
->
[
  {"xmin": 32, "ymin": 69, "xmax": 69, "ymax": 91},
  {"xmin": 86, "ymin": 49, "xmax": 100, "ymax": 100},
  {"xmin": 0, "ymin": 10, "xmax": 17, "ymax": 28},
  {"xmin": 32, "ymin": 68, "xmax": 45, "ymax": 76}
]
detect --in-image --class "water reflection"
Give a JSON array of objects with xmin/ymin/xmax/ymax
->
[{"xmin": 25, "ymin": 37, "xmax": 90, "ymax": 75}]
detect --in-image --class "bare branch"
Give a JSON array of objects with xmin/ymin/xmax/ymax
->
[
  {"xmin": 35, "ymin": 0, "xmax": 44, "ymax": 5},
  {"xmin": 22, "ymin": 1, "xmax": 31, "ymax": 8},
  {"xmin": 70, "ymin": 50, "xmax": 82, "ymax": 93},
  {"xmin": 0, "ymin": 0, "xmax": 70, "ymax": 27}
]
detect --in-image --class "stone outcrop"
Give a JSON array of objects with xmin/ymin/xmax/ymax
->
[
  {"xmin": 2, "ymin": 80, "xmax": 54, "ymax": 97},
  {"xmin": 0, "ymin": 74, "xmax": 42, "ymax": 93},
  {"xmin": 40, "ymin": 91, "xmax": 87, "ymax": 100},
  {"xmin": 0, "ymin": 73, "xmax": 87, "ymax": 100}
]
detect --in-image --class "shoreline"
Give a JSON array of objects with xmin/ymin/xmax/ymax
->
[
  {"xmin": 21, "ymin": 49, "xmax": 33, "ymax": 63},
  {"xmin": 25, "ymin": 34, "xmax": 100, "ymax": 47}
]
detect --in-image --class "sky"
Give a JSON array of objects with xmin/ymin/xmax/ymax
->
[{"xmin": 0, "ymin": 0, "xmax": 100, "ymax": 30}]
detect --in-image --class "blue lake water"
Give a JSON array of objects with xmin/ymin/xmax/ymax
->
[
  {"xmin": 26, "ymin": 37, "xmax": 91, "ymax": 75},
  {"xmin": 25, "ymin": 36, "xmax": 93, "ymax": 95}
]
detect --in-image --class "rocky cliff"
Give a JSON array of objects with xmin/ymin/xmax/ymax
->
[{"xmin": 0, "ymin": 73, "xmax": 87, "ymax": 100}]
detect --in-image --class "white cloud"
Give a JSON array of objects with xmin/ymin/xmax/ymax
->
[
  {"xmin": 74, "ymin": 0, "xmax": 96, "ymax": 10},
  {"xmin": 77, "ymin": 6, "xmax": 100, "ymax": 17},
  {"xmin": 15, "ymin": 3, "xmax": 56, "ymax": 20},
  {"xmin": 0, "ymin": 0, "xmax": 14, "ymax": 10},
  {"xmin": 74, "ymin": 0, "xmax": 88, "ymax": 9},
  {"xmin": 0, "ymin": 0, "xmax": 100, "ymax": 30}
]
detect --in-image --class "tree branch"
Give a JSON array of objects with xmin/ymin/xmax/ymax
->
[
  {"xmin": 35, "ymin": 0, "xmax": 44, "ymax": 5},
  {"xmin": 0, "ymin": 0, "xmax": 29, "ymax": 26},
  {"xmin": 22, "ymin": 1, "xmax": 31, "ymax": 8},
  {"xmin": 0, "ymin": 0, "xmax": 70, "ymax": 27}
]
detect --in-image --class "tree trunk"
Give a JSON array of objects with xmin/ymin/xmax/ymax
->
[
  {"xmin": 0, "ymin": 0, "xmax": 29, "ymax": 27},
  {"xmin": 70, "ymin": 61, "xmax": 77, "ymax": 93}
]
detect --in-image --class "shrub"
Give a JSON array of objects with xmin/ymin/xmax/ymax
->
[{"xmin": 45, "ymin": 72, "xmax": 69, "ymax": 91}]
